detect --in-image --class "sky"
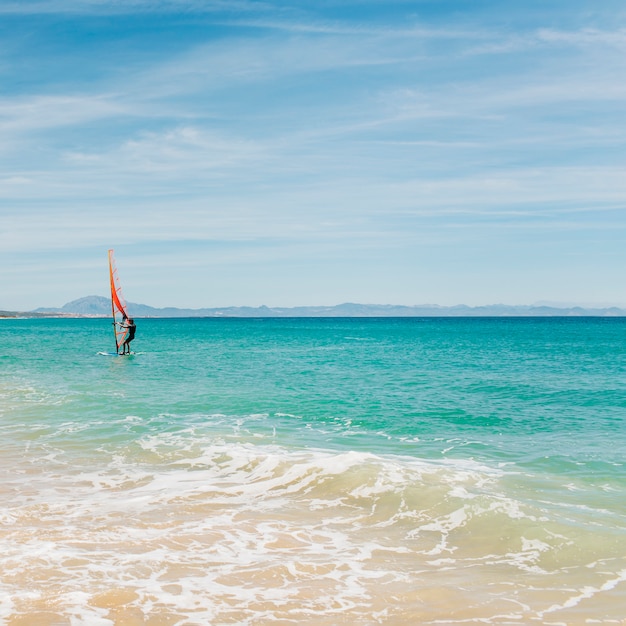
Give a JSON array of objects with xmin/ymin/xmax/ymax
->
[{"xmin": 1, "ymin": 0, "xmax": 626, "ymax": 310}]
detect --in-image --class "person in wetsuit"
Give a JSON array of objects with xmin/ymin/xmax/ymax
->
[{"xmin": 118, "ymin": 317, "xmax": 136, "ymax": 354}]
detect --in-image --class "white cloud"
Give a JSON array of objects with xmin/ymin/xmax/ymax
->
[
  {"xmin": 0, "ymin": 0, "xmax": 270, "ymax": 16},
  {"xmin": 66, "ymin": 126, "xmax": 266, "ymax": 177},
  {"xmin": 536, "ymin": 27, "xmax": 626, "ymax": 48},
  {"xmin": 0, "ymin": 94, "xmax": 128, "ymax": 134},
  {"xmin": 2, "ymin": 2, "xmax": 626, "ymax": 309}
]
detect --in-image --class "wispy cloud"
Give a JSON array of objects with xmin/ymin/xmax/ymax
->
[
  {"xmin": 0, "ymin": 0, "xmax": 272, "ymax": 16},
  {"xmin": 0, "ymin": 95, "xmax": 127, "ymax": 134},
  {"xmin": 2, "ymin": 1, "xmax": 626, "ymax": 309},
  {"xmin": 465, "ymin": 26, "xmax": 626, "ymax": 56}
]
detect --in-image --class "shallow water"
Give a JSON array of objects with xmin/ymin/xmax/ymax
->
[{"xmin": 1, "ymin": 317, "xmax": 625, "ymax": 624}]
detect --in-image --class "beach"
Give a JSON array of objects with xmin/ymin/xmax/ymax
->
[{"xmin": 1, "ymin": 317, "xmax": 625, "ymax": 624}]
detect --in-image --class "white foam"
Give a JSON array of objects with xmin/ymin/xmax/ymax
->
[
  {"xmin": 540, "ymin": 569, "xmax": 626, "ymax": 617},
  {"xmin": 2, "ymin": 427, "xmax": 626, "ymax": 624}
]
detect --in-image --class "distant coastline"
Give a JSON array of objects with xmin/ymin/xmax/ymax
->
[
  {"xmin": 2, "ymin": 295, "xmax": 625, "ymax": 318},
  {"xmin": 0, "ymin": 310, "xmax": 81, "ymax": 319}
]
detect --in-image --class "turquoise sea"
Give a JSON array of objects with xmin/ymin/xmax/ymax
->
[{"xmin": 1, "ymin": 317, "xmax": 625, "ymax": 625}]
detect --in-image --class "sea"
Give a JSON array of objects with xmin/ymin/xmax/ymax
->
[{"xmin": 1, "ymin": 316, "xmax": 625, "ymax": 625}]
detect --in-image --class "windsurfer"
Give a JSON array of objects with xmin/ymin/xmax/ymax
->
[{"xmin": 117, "ymin": 316, "xmax": 136, "ymax": 354}]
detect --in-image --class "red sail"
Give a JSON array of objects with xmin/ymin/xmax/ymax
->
[{"xmin": 108, "ymin": 249, "xmax": 129, "ymax": 353}]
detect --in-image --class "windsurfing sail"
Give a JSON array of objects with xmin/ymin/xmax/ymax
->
[{"xmin": 108, "ymin": 249, "xmax": 129, "ymax": 354}]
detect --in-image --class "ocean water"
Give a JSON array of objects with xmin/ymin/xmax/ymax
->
[{"xmin": 1, "ymin": 317, "xmax": 625, "ymax": 625}]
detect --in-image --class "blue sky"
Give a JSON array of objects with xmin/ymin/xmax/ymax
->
[{"xmin": 2, "ymin": 0, "xmax": 625, "ymax": 310}]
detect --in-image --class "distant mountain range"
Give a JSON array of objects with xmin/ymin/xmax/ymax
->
[{"xmin": 23, "ymin": 295, "xmax": 626, "ymax": 318}]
